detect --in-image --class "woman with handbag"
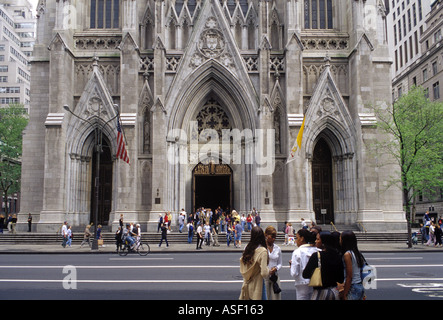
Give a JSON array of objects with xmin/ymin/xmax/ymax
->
[
  {"xmin": 303, "ymin": 231, "xmax": 344, "ymax": 300},
  {"xmin": 264, "ymin": 226, "xmax": 282, "ymax": 300},
  {"xmin": 290, "ymin": 229, "xmax": 319, "ymax": 300},
  {"xmin": 340, "ymin": 230, "xmax": 365, "ymax": 300},
  {"xmin": 239, "ymin": 226, "xmax": 270, "ymax": 300}
]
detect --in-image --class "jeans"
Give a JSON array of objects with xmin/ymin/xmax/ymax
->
[
  {"xmin": 126, "ymin": 236, "xmax": 135, "ymax": 246},
  {"xmin": 347, "ymin": 283, "xmax": 365, "ymax": 300},
  {"xmin": 226, "ymin": 233, "xmax": 232, "ymax": 246},
  {"xmin": 159, "ymin": 237, "xmax": 169, "ymax": 247}
]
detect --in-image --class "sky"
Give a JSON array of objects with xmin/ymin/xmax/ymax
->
[{"xmin": 28, "ymin": 0, "xmax": 38, "ymax": 11}]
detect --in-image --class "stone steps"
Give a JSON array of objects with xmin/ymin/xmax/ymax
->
[{"xmin": 0, "ymin": 230, "xmax": 409, "ymax": 244}]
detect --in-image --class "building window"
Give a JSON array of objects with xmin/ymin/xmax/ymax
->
[
  {"xmin": 422, "ymin": 68, "xmax": 428, "ymax": 82},
  {"xmin": 90, "ymin": 0, "xmax": 120, "ymax": 29},
  {"xmin": 435, "ymin": 30, "xmax": 442, "ymax": 43},
  {"xmin": 432, "ymin": 61, "xmax": 438, "ymax": 76},
  {"xmin": 418, "ymin": 0, "xmax": 422, "ymax": 20},
  {"xmin": 412, "ymin": 4, "xmax": 417, "ymax": 26},
  {"xmin": 304, "ymin": 0, "xmax": 333, "ymax": 30},
  {"xmin": 433, "ymin": 82, "xmax": 440, "ymax": 100}
]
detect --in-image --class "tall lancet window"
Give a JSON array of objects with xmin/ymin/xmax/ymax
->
[
  {"xmin": 304, "ymin": 0, "xmax": 333, "ymax": 29},
  {"xmin": 90, "ymin": 0, "xmax": 120, "ymax": 29}
]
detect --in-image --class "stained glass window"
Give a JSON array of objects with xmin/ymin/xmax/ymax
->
[
  {"xmin": 304, "ymin": 0, "xmax": 333, "ymax": 30},
  {"xmin": 90, "ymin": 0, "xmax": 119, "ymax": 29}
]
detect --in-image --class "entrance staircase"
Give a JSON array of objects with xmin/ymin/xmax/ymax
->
[{"xmin": 0, "ymin": 224, "xmax": 409, "ymax": 245}]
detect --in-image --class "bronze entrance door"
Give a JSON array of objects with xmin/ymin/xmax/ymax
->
[
  {"xmin": 312, "ymin": 139, "xmax": 334, "ymax": 224},
  {"xmin": 193, "ymin": 163, "xmax": 232, "ymax": 213},
  {"xmin": 90, "ymin": 139, "xmax": 113, "ymax": 226}
]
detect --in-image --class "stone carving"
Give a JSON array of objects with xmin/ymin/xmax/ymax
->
[
  {"xmin": 190, "ymin": 16, "xmax": 233, "ymax": 69},
  {"xmin": 195, "ymin": 98, "xmax": 231, "ymax": 138},
  {"xmin": 193, "ymin": 162, "xmax": 232, "ymax": 175},
  {"xmin": 301, "ymin": 38, "xmax": 349, "ymax": 51}
]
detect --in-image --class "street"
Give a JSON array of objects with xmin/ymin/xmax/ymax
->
[{"xmin": 0, "ymin": 251, "xmax": 443, "ymax": 301}]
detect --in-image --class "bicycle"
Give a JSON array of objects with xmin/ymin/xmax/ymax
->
[{"xmin": 118, "ymin": 239, "xmax": 150, "ymax": 256}]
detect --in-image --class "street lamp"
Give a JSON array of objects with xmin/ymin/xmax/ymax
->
[{"xmin": 63, "ymin": 104, "xmax": 119, "ymax": 250}]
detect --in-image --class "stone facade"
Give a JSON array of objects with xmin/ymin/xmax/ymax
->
[{"xmin": 18, "ymin": 0, "xmax": 406, "ymax": 232}]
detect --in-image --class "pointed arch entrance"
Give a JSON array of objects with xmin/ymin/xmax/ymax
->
[
  {"xmin": 312, "ymin": 138, "xmax": 334, "ymax": 224},
  {"xmin": 192, "ymin": 162, "xmax": 232, "ymax": 213}
]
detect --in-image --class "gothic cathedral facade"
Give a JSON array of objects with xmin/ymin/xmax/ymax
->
[{"xmin": 19, "ymin": 0, "xmax": 407, "ymax": 232}]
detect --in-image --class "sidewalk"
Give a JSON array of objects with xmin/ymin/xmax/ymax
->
[{"xmin": 0, "ymin": 241, "xmax": 442, "ymax": 254}]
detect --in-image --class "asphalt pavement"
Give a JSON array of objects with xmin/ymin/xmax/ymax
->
[{"xmin": 1, "ymin": 237, "xmax": 442, "ymax": 254}]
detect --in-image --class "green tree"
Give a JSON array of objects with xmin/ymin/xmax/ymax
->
[
  {"xmin": 0, "ymin": 104, "xmax": 29, "ymax": 216},
  {"xmin": 371, "ymin": 86, "xmax": 443, "ymax": 248}
]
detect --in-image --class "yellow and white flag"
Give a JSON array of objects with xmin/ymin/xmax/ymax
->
[{"xmin": 286, "ymin": 116, "xmax": 305, "ymax": 164}]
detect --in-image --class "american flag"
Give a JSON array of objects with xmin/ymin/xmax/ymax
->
[{"xmin": 116, "ymin": 118, "xmax": 129, "ymax": 164}]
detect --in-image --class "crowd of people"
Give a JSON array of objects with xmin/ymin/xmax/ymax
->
[
  {"xmin": 173, "ymin": 207, "xmax": 262, "ymax": 249},
  {"xmin": 420, "ymin": 211, "xmax": 443, "ymax": 247},
  {"xmin": 239, "ymin": 224, "xmax": 368, "ymax": 301}
]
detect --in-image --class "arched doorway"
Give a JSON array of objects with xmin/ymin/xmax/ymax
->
[
  {"xmin": 90, "ymin": 138, "xmax": 113, "ymax": 226},
  {"xmin": 312, "ymin": 138, "xmax": 334, "ymax": 224},
  {"xmin": 192, "ymin": 162, "xmax": 232, "ymax": 213}
]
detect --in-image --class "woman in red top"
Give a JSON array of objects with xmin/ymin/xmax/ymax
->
[
  {"xmin": 246, "ymin": 214, "xmax": 253, "ymax": 231},
  {"xmin": 164, "ymin": 213, "xmax": 169, "ymax": 230}
]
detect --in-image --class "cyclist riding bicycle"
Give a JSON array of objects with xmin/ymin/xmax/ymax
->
[{"xmin": 122, "ymin": 224, "xmax": 137, "ymax": 250}]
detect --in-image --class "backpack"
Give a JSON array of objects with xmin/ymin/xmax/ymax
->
[{"xmin": 360, "ymin": 255, "xmax": 376, "ymax": 289}]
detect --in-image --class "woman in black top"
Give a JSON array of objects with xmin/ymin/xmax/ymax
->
[{"xmin": 303, "ymin": 231, "xmax": 344, "ymax": 300}]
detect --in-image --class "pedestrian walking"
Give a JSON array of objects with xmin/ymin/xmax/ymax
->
[
  {"xmin": 426, "ymin": 222, "xmax": 436, "ymax": 246},
  {"xmin": 226, "ymin": 223, "xmax": 233, "ymax": 247},
  {"xmin": 212, "ymin": 219, "xmax": 220, "ymax": 246},
  {"xmin": 187, "ymin": 222, "xmax": 194, "ymax": 244},
  {"xmin": 0, "ymin": 214, "xmax": 4, "ymax": 233},
  {"xmin": 239, "ymin": 226, "xmax": 270, "ymax": 300},
  {"xmin": 434, "ymin": 224, "xmax": 442, "ymax": 247},
  {"xmin": 340, "ymin": 230, "xmax": 365, "ymax": 300},
  {"xmin": 265, "ymin": 226, "xmax": 282, "ymax": 300},
  {"xmin": 303, "ymin": 231, "xmax": 344, "ymax": 300},
  {"xmin": 204, "ymin": 221, "xmax": 211, "ymax": 246},
  {"xmin": 290, "ymin": 229, "xmax": 319, "ymax": 300},
  {"xmin": 196, "ymin": 222, "xmax": 203, "ymax": 249},
  {"xmin": 66, "ymin": 225, "xmax": 72, "ymax": 247},
  {"xmin": 179, "ymin": 209, "xmax": 186, "ymax": 233},
  {"xmin": 61, "ymin": 221, "xmax": 68, "ymax": 248},
  {"xmin": 115, "ymin": 226, "xmax": 123, "ymax": 252},
  {"xmin": 158, "ymin": 223, "xmax": 169, "ymax": 247},
  {"xmin": 234, "ymin": 220, "xmax": 243, "ymax": 248},
  {"xmin": 96, "ymin": 224, "xmax": 103, "ymax": 246},
  {"xmin": 80, "ymin": 224, "xmax": 92, "ymax": 247}
]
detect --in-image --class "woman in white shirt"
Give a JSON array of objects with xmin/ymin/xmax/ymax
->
[
  {"xmin": 289, "ymin": 229, "xmax": 318, "ymax": 300},
  {"xmin": 264, "ymin": 226, "xmax": 282, "ymax": 300}
]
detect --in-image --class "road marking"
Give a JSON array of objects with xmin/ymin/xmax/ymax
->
[
  {"xmin": 108, "ymin": 258, "xmax": 174, "ymax": 261},
  {"xmin": 1, "ymin": 264, "xmax": 443, "ymax": 269},
  {"xmin": 368, "ymin": 257, "xmax": 423, "ymax": 260}
]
